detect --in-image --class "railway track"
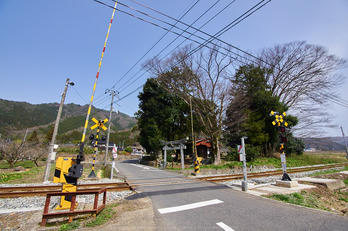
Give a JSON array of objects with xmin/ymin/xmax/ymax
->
[
  {"xmin": 1, "ymin": 163, "xmax": 346, "ymax": 197},
  {"xmin": 197, "ymin": 163, "xmax": 348, "ymax": 183},
  {"xmin": 0, "ymin": 182, "xmax": 133, "ymax": 198}
]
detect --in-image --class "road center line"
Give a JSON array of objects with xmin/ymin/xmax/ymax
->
[
  {"xmin": 216, "ymin": 222, "xmax": 234, "ymax": 231},
  {"xmin": 158, "ymin": 199, "xmax": 223, "ymax": 214}
]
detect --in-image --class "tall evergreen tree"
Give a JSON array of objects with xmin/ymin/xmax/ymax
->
[
  {"xmin": 136, "ymin": 78, "xmax": 191, "ymax": 156},
  {"xmin": 225, "ymin": 64, "xmax": 298, "ymax": 156}
]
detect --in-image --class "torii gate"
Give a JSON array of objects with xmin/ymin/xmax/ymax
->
[{"xmin": 161, "ymin": 137, "xmax": 188, "ymax": 169}]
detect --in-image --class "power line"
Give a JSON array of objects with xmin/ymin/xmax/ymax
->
[
  {"xmin": 88, "ymin": 0, "xmax": 271, "ymax": 105},
  {"xmin": 113, "ymin": 0, "xmax": 268, "ymax": 93},
  {"xmin": 110, "ymin": 0, "xmax": 202, "ymax": 89},
  {"xmin": 114, "ymin": 0, "xmax": 224, "ymax": 93}
]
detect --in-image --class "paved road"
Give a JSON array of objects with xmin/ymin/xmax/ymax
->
[{"xmin": 115, "ymin": 159, "xmax": 348, "ymax": 230}]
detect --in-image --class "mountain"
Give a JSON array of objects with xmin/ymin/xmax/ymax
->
[
  {"xmin": 0, "ymin": 99, "xmax": 137, "ymax": 137},
  {"xmin": 302, "ymin": 137, "xmax": 347, "ymax": 151}
]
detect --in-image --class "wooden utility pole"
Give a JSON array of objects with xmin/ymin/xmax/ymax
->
[
  {"xmin": 43, "ymin": 78, "xmax": 74, "ymax": 182},
  {"xmin": 341, "ymin": 126, "xmax": 348, "ymax": 160}
]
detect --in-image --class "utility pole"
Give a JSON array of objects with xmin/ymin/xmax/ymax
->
[
  {"xmin": 104, "ymin": 87, "xmax": 118, "ymax": 166},
  {"xmin": 43, "ymin": 78, "xmax": 74, "ymax": 182},
  {"xmin": 341, "ymin": 126, "xmax": 348, "ymax": 160},
  {"xmin": 190, "ymin": 96, "xmax": 196, "ymax": 159}
]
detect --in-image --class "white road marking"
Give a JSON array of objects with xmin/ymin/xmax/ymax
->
[
  {"xmin": 216, "ymin": 222, "xmax": 235, "ymax": 231},
  {"xmin": 113, "ymin": 166, "xmax": 119, "ymax": 172},
  {"xmin": 141, "ymin": 169, "xmax": 162, "ymax": 171},
  {"xmin": 130, "ymin": 164, "xmax": 161, "ymax": 171},
  {"xmin": 158, "ymin": 199, "xmax": 223, "ymax": 214}
]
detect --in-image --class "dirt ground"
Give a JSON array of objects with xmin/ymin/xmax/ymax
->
[{"xmin": 0, "ymin": 196, "xmax": 155, "ymax": 231}]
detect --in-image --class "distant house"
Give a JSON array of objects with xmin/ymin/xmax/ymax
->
[
  {"xmin": 132, "ymin": 145, "xmax": 146, "ymax": 154},
  {"xmin": 195, "ymin": 138, "xmax": 212, "ymax": 159}
]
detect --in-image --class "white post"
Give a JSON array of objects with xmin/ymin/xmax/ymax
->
[
  {"xmin": 111, "ymin": 145, "xmax": 117, "ymax": 179},
  {"xmin": 241, "ymin": 137, "xmax": 248, "ymax": 191},
  {"xmin": 180, "ymin": 143, "xmax": 185, "ymax": 169},
  {"xmin": 163, "ymin": 146, "xmax": 167, "ymax": 169}
]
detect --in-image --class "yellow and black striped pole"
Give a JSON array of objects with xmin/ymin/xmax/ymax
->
[
  {"xmin": 88, "ymin": 118, "xmax": 108, "ymax": 178},
  {"xmin": 270, "ymin": 111, "xmax": 291, "ymax": 181},
  {"xmin": 81, "ymin": 1, "xmax": 118, "ymax": 144}
]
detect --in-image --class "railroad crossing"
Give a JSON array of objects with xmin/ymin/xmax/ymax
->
[{"xmin": 115, "ymin": 159, "xmax": 348, "ymax": 230}]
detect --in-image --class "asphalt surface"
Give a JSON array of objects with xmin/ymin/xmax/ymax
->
[{"xmin": 115, "ymin": 159, "xmax": 348, "ymax": 231}]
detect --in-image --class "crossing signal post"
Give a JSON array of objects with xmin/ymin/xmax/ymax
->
[
  {"xmin": 270, "ymin": 111, "xmax": 291, "ymax": 181},
  {"xmin": 88, "ymin": 118, "xmax": 108, "ymax": 178}
]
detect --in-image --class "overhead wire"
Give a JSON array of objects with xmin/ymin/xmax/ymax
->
[
  {"xmin": 117, "ymin": 0, "xmax": 348, "ymax": 111},
  {"xmin": 110, "ymin": 0, "xmax": 202, "ymax": 90},
  {"xmin": 115, "ymin": 0, "xmax": 224, "ymax": 93},
  {"xmin": 94, "ymin": 0, "xmax": 348, "ymax": 113},
  {"xmin": 114, "ymin": 0, "xmax": 269, "ymax": 94}
]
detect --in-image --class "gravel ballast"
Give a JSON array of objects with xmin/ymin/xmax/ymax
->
[{"xmin": 0, "ymin": 178, "xmax": 134, "ymax": 213}]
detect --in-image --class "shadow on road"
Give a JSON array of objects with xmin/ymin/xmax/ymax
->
[{"xmin": 126, "ymin": 184, "xmax": 229, "ymax": 200}]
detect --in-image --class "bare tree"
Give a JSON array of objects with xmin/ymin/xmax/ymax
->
[
  {"xmin": 144, "ymin": 44, "xmax": 235, "ymax": 164},
  {"xmin": 25, "ymin": 144, "xmax": 48, "ymax": 167},
  {"xmin": 255, "ymin": 41, "xmax": 347, "ymax": 136},
  {"xmin": 0, "ymin": 140, "xmax": 27, "ymax": 168}
]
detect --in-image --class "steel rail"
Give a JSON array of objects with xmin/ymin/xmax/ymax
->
[
  {"xmin": 0, "ymin": 182, "xmax": 132, "ymax": 198},
  {"xmin": 197, "ymin": 163, "xmax": 348, "ymax": 182}
]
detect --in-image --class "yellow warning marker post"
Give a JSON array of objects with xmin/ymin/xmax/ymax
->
[
  {"xmin": 270, "ymin": 111, "xmax": 291, "ymax": 181},
  {"xmin": 88, "ymin": 118, "xmax": 108, "ymax": 178}
]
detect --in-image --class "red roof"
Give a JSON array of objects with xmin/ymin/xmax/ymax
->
[{"xmin": 196, "ymin": 139, "xmax": 211, "ymax": 147}]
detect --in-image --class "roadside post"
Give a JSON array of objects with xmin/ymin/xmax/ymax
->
[
  {"xmin": 110, "ymin": 145, "xmax": 117, "ymax": 180},
  {"xmin": 241, "ymin": 137, "xmax": 248, "ymax": 191}
]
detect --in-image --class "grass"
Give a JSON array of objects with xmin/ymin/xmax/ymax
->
[
  {"xmin": 85, "ymin": 203, "xmax": 118, "ymax": 227},
  {"xmin": 267, "ymin": 191, "xmax": 329, "ymax": 211},
  {"xmin": 308, "ymin": 166, "xmax": 348, "ymax": 177},
  {"xmin": 0, "ymin": 160, "xmax": 36, "ymax": 169},
  {"xmin": 0, "ymin": 171, "xmax": 35, "ymax": 183},
  {"xmin": 58, "ymin": 221, "xmax": 80, "ymax": 231},
  {"xmin": 0, "ymin": 160, "xmax": 41, "ymax": 183}
]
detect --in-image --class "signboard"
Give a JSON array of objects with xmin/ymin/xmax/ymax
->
[
  {"xmin": 112, "ymin": 146, "xmax": 117, "ymax": 159},
  {"xmin": 239, "ymin": 154, "xmax": 245, "ymax": 162},
  {"xmin": 237, "ymin": 145, "xmax": 243, "ymax": 154},
  {"xmin": 51, "ymin": 152, "xmax": 56, "ymax": 160}
]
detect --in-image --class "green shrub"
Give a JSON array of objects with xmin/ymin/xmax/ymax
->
[
  {"xmin": 125, "ymin": 146, "xmax": 133, "ymax": 153},
  {"xmin": 225, "ymin": 147, "xmax": 239, "ymax": 161}
]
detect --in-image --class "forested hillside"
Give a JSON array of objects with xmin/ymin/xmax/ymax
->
[{"xmin": 0, "ymin": 99, "xmax": 137, "ymax": 138}]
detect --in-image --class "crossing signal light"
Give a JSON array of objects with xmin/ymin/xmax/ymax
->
[{"xmin": 279, "ymin": 126, "xmax": 286, "ymax": 133}]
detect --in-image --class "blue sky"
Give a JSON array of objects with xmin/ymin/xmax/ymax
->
[{"xmin": 1, "ymin": 0, "xmax": 347, "ymax": 137}]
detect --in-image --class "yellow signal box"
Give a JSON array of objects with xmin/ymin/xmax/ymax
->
[{"xmin": 53, "ymin": 157, "xmax": 78, "ymax": 210}]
